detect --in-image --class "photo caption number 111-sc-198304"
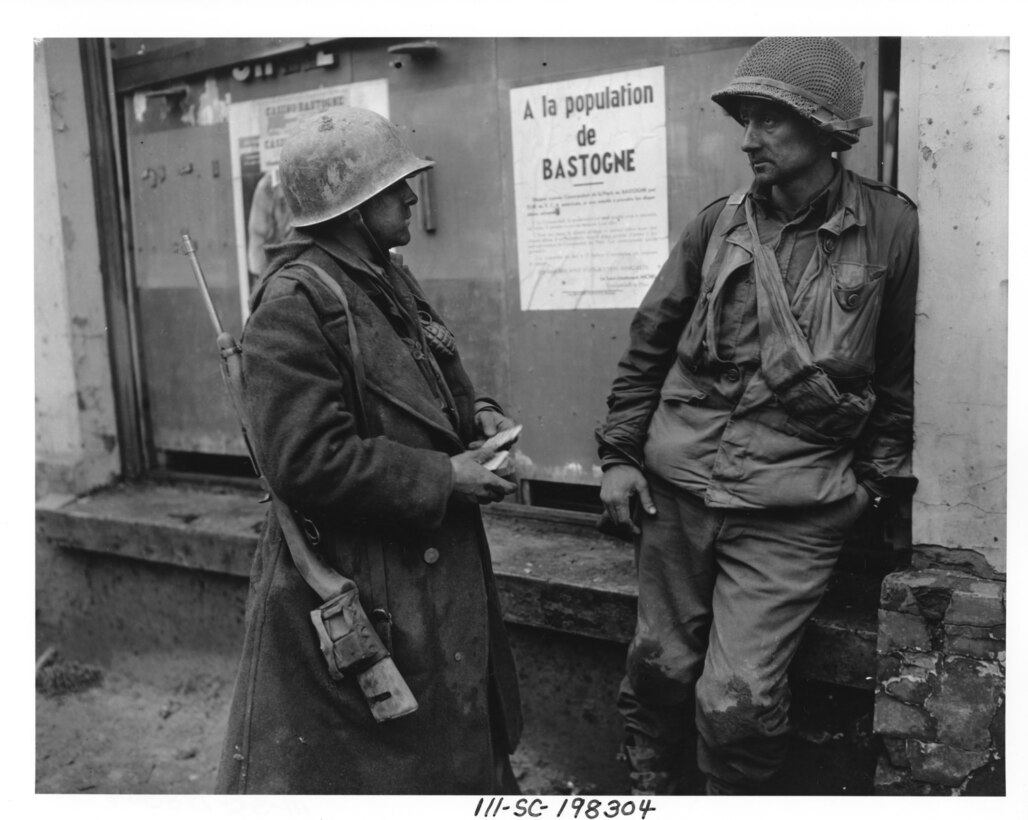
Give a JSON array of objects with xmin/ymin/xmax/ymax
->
[{"xmin": 473, "ymin": 797, "xmax": 656, "ymax": 819}]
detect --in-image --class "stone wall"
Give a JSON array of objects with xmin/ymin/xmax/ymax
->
[{"xmin": 873, "ymin": 551, "xmax": 1005, "ymax": 794}]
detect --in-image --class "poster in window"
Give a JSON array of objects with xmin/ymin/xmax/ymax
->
[
  {"xmin": 228, "ymin": 80, "xmax": 389, "ymax": 321},
  {"xmin": 509, "ymin": 66, "xmax": 668, "ymax": 311}
]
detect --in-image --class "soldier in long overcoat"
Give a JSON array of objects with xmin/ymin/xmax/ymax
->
[{"xmin": 215, "ymin": 107, "xmax": 523, "ymax": 794}]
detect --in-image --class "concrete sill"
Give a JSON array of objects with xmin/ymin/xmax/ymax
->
[{"xmin": 36, "ymin": 480, "xmax": 880, "ymax": 689}]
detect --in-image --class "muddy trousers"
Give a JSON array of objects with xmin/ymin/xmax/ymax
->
[{"xmin": 618, "ymin": 474, "xmax": 867, "ymax": 794}]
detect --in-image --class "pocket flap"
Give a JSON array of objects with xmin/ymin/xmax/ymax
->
[
  {"xmin": 660, "ymin": 359, "xmax": 708, "ymax": 403},
  {"xmin": 831, "ymin": 262, "xmax": 886, "ymax": 311}
]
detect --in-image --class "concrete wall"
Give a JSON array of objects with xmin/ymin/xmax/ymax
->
[
  {"xmin": 873, "ymin": 37, "xmax": 1008, "ymax": 796},
  {"xmin": 34, "ymin": 39, "xmax": 120, "ymax": 497},
  {"xmin": 899, "ymin": 37, "xmax": 1008, "ymax": 575}
]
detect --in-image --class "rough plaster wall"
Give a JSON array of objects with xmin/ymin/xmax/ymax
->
[
  {"xmin": 34, "ymin": 39, "xmax": 120, "ymax": 496},
  {"xmin": 35, "ymin": 43, "xmax": 81, "ymax": 459},
  {"xmin": 901, "ymin": 38, "xmax": 1008, "ymax": 573}
]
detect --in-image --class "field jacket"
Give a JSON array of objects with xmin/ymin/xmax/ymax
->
[{"xmin": 597, "ymin": 166, "xmax": 919, "ymax": 508}]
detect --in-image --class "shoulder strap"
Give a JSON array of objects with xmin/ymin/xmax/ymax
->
[
  {"xmin": 281, "ymin": 260, "xmax": 392, "ymax": 624},
  {"xmin": 284, "ymin": 260, "xmax": 370, "ymax": 434},
  {"xmin": 857, "ymin": 174, "xmax": 918, "ymax": 209},
  {"xmin": 699, "ymin": 187, "xmax": 749, "ymax": 291}
]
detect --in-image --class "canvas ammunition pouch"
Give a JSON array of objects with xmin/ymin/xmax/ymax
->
[
  {"xmin": 311, "ymin": 581, "xmax": 391, "ymax": 680},
  {"xmin": 677, "ymin": 191, "xmax": 875, "ymax": 444},
  {"xmin": 743, "ymin": 197, "xmax": 875, "ymax": 441}
]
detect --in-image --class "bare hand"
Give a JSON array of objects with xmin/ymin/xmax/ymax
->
[
  {"xmin": 471, "ymin": 408, "xmax": 516, "ymax": 446},
  {"xmin": 599, "ymin": 465, "xmax": 657, "ymax": 535},
  {"xmin": 451, "ymin": 448, "xmax": 517, "ymax": 505}
]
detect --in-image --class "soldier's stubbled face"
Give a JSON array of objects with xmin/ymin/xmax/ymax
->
[
  {"xmin": 737, "ymin": 99, "xmax": 828, "ymax": 188},
  {"xmin": 359, "ymin": 179, "xmax": 419, "ymax": 249}
]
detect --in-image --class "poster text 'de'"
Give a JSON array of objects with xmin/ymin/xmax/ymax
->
[{"xmin": 510, "ymin": 67, "xmax": 668, "ymax": 311}]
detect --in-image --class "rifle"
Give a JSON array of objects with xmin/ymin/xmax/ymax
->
[{"xmin": 181, "ymin": 234, "xmax": 418, "ymax": 722}]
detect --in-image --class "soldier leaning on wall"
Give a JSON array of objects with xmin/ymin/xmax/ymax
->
[
  {"xmin": 596, "ymin": 37, "xmax": 919, "ymax": 795},
  {"xmin": 215, "ymin": 106, "xmax": 523, "ymax": 795}
]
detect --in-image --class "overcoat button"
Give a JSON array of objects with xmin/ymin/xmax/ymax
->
[
  {"xmin": 724, "ymin": 367, "xmax": 740, "ymax": 382},
  {"xmin": 454, "ymin": 652, "xmax": 464, "ymax": 662},
  {"xmin": 823, "ymin": 236, "xmax": 836, "ymax": 254},
  {"xmin": 846, "ymin": 292, "xmax": 860, "ymax": 308},
  {"xmin": 423, "ymin": 548, "xmax": 440, "ymax": 564}
]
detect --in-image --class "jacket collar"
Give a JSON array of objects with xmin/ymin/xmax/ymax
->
[
  {"xmin": 751, "ymin": 162, "xmax": 840, "ymax": 225},
  {"xmin": 723, "ymin": 162, "xmax": 867, "ymax": 240},
  {"xmin": 819, "ymin": 166, "xmax": 868, "ymax": 236}
]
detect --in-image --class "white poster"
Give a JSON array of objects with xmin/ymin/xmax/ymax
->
[
  {"xmin": 228, "ymin": 80, "xmax": 389, "ymax": 320},
  {"xmin": 510, "ymin": 66, "xmax": 668, "ymax": 311}
]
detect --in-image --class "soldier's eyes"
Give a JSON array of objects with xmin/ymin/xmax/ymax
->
[{"xmin": 741, "ymin": 115, "xmax": 779, "ymax": 129}]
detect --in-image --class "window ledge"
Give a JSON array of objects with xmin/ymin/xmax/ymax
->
[{"xmin": 36, "ymin": 480, "xmax": 880, "ymax": 689}]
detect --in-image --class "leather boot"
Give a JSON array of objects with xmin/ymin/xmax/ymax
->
[{"xmin": 621, "ymin": 739, "xmax": 679, "ymax": 795}]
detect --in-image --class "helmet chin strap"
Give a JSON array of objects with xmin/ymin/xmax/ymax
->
[{"xmin": 347, "ymin": 209, "xmax": 393, "ymax": 266}]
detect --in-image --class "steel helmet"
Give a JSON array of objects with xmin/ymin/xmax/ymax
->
[
  {"xmin": 278, "ymin": 106, "xmax": 435, "ymax": 227},
  {"xmin": 711, "ymin": 37, "xmax": 873, "ymax": 150}
]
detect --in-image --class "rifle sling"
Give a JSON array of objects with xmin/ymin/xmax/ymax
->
[{"xmin": 281, "ymin": 261, "xmax": 390, "ymax": 620}]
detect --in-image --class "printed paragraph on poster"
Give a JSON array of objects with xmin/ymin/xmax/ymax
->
[{"xmin": 510, "ymin": 67, "xmax": 668, "ymax": 311}]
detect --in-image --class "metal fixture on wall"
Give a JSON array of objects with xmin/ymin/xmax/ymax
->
[
  {"xmin": 418, "ymin": 159, "xmax": 436, "ymax": 234},
  {"xmin": 386, "ymin": 40, "xmax": 439, "ymax": 56},
  {"xmin": 387, "ymin": 40, "xmax": 439, "ymax": 69}
]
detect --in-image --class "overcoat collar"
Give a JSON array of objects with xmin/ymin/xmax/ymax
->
[
  {"xmin": 307, "ymin": 218, "xmax": 389, "ymax": 281},
  {"xmin": 261, "ymin": 227, "xmax": 466, "ymax": 451}
]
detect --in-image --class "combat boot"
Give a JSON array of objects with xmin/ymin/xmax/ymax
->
[{"xmin": 620, "ymin": 739, "xmax": 680, "ymax": 796}]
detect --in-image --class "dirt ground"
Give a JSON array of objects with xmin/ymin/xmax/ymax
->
[
  {"xmin": 36, "ymin": 655, "xmax": 230, "ymax": 794},
  {"xmin": 36, "ymin": 647, "xmax": 884, "ymax": 798},
  {"xmin": 34, "ymin": 649, "xmax": 578, "ymax": 796}
]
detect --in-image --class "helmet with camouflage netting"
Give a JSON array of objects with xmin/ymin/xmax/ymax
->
[
  {"xmin": 711, "ymin": 37, "xmax": 873, "ymax": 150},
  {"xmin": 278, "ymin": 106, "xmax": 434, "ymax": 227}
]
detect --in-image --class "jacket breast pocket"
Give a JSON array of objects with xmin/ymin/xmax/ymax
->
[
  {"xmin": 813, "ymin": 262, "xmax": 888, "ymax": 377},
  {"xmin": 831, "ymin": 261, "xmax": 886, "ymax": 312}
]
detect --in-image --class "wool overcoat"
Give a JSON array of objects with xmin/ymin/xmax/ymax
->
[{"xmin": 215, "ymin": 226, "xmax": 523, "ymax": 794}]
